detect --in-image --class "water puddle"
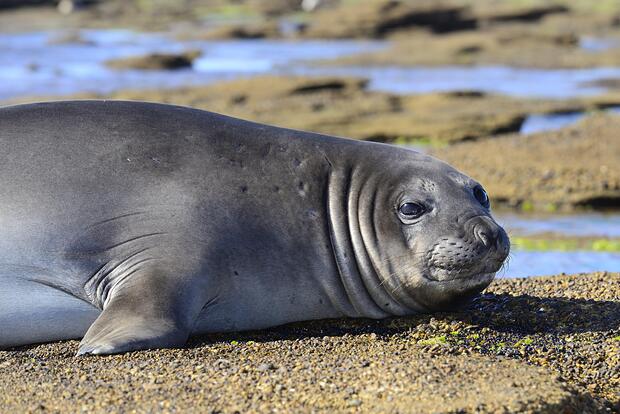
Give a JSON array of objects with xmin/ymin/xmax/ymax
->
[
  {"xmin": 520, "ymin": 106, "xmax": 620, "ymax": 134},
  {"xmin": 297, "ymin": 65, "xmax": 620, "ymax": 98},
  {"xmin": 499, "ymin": 250, "xmax": 620, "ymax": 278},
  {"xmin": 0, "ymin": 30, "xmax": 382, "ymax": 100},
  {"xmin": 4, "ymin": 30, "xmax": 620, "ymax": 100},
  {"xmin": 496, "ymin": 212, "xmax": 620, "ymax": 238},
  {"xmin": 495, "ymin": 212, "xmax": 620, "ymax": 277},
  {"xmin": 580, "ymin": 36, "xmax": 619, "ymax": 52}
]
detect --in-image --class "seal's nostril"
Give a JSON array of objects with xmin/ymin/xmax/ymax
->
[
  {"xmin": 474, "ymin": 223, "xmax": 499, "ymax": 248},
  {"xmin": 475, "ymin": 228, "xmax": 492, "ymax": 247}
]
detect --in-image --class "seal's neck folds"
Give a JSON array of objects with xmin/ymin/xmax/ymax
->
[{"xmin": 325, "ymin": 165, "xmax": 411, "ymax": 318}]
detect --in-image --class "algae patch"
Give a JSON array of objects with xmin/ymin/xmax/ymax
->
[{"xmin": 511, "ymin": 236, "xmax": 620, "ymax": 252}]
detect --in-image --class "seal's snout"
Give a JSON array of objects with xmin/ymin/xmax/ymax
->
[{"xmin": 427, "ymin": 215, "xmax": 510, "ymax": 283}]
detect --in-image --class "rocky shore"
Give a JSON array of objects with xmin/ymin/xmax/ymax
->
[
  {"xmin": 1, "ymin": 272, "xmax": 617, "ymax": 413},
  {"xmin": 433, "ymin": 113, "xmax": 620, "ymax": 211},
  {"xmin": 1, "ymin": 1, "xmax": 619, "ymax": 413},
  {"xmin": 3, "ymin": 0, "xmax": 620, "ymax": 69}
]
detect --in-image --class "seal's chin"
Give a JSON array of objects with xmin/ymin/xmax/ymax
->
[{"xmin": 416, "ymin": 271, "xmax": 496, "ymax": 311}]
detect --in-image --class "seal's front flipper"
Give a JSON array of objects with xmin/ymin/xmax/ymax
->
[
  {"xmin": 78, "ymin": 272, "xmax": 203, "ymax": 355},
  {"xmin": 77, "ymin": 311, "xmax": 187, "ymax": 355}
]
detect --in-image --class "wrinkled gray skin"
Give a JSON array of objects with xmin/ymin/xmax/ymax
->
[{"xmin": 0, "ymin": 101, "xmax": 509, "ymax": 355}]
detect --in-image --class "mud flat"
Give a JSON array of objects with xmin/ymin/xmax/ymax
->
[{"xmin": 0, "ymin": 272, "xmax": 617, "ymax": 413}]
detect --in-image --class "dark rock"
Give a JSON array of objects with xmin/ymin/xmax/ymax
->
[
  {"xmin": 105, "ymin": 50, "xmax": 202, "ymax": 71},
  {"xmin": 485, "ymin": 5, "xmax": 569, "ymax": 23}
]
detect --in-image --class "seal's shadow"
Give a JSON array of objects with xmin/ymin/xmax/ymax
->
[
  {"xmin": 458, "ymin": 293, "xmax": 620, "ymax": 335},
  {"xmin": 188, "ymin": 293, "xmax": 620, "ymax": 346}
]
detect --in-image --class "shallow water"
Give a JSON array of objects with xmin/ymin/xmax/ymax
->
[
  {"xmin": 496, "ymin": 212, "xmax": 620, "ymax": 238},
  {"xmin": 580, "ymin": 36, "xmax": 619, "ymax": 52},
  {"xmin": 520, "ymin": 106, "xmax": 620, "ymax": 134},
  {"xmin": 0, "ymin": 30, "xmax": 382, "ymax": 100},
  {"xmin": 4, "ymin": 30, "xmax": 620, "ymax": 100},
  {"xmin": 300, "ymin": 65, "xmax": 620, "ymax": 99},
  {"xmin": 495, "ymin": 213, "xmax": 620, "ymax": 277},
  {"xmin": 499, "ymin": 251, "xmax": 620, "ymax": 278}
]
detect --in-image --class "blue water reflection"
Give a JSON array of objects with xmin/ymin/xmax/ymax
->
[
  {"xmin": 0, "ymin": 30, "xmax": 382, "ymax": 100},
  {"xmin": 4, "ymin": 30, "xmax": 620, "ymax": 101},
  {"xmin": 499, "ymin": 251, "xmax": 620, "ymax": 278},
  {"xmin": 496, "ymin": 212, "xmax": 620, "ymax": 237},
  {"xmin": 495, "ymin": 213, "xmax": 620, "ymax": 278},
  {"xmin": 520, "ymin": 106, "xmax": 620, "ymax": 134}
]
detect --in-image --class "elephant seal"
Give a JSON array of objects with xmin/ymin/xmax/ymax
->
[{"xmin": 0, "ymin": 101, "xmax": 509, "ymax": 355}]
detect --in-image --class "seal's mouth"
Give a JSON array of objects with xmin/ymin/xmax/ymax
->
[
  {"xmin": 423, "ymin": 271, "xmax": 495, "ymax": 285},
  {"xmin": 426, "ymin": 259, "xmax": 502, "ymax": 282}
]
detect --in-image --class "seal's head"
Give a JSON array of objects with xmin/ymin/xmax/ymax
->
[{"xmin": 348, "ymin": 149, "xmax": 510, "ymax": 313}]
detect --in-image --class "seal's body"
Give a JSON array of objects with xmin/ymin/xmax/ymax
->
[{"xmin": 0, "ymin": 101, "xmax": 509, "ymax": 354}]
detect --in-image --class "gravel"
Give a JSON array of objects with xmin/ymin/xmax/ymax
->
[{"xmin": 0, "ymin": 272, "xmax": 618, "ymax": 413}]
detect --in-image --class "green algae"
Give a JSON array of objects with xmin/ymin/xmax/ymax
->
[
  {"xmin": 511, "ymin": 237, "xmax": 620, "ymax": 252},
  {"xmin": 515, "ymin": 337, "xmax": 534, "ymax": 347},
  {"xmin": 417, "ymin": 335, "xmax": 448, "ymax": 346},
  {"xmin": 392, "ymin": 136, "xmax": 448, "ymax": 148},
  {"xmin": 520, "ymin": 201, "xmax": 535, "ymax": 213}
]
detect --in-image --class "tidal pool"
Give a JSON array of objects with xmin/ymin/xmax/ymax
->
[
  {"xmin": 520, "ymin": 106, "xmax": 620, "ymax": 134},
  {"xmin": 499, "ymin": 251, "xmax": 620, "ymax": 278},
  {"xmin": 580, "ymin": 36, "xmax": 619, "ymax": 52},
  {"xmin": 298, "ymin": 65, "xmax": 620, "ymax": 99},
  {"xmin": 495, "ymin": 212, "xmax": 620, "ymax": 277},
  {"xmin": 4, "ymin": 30, "xmax": 620, "ymax": 101},
  {"xmin": 0, "ymin": 30, "xmax": 382, "ymax": 100},
  {"xmin": 496, "ymin": 212, "xmax": 620, "ymax": 238}
]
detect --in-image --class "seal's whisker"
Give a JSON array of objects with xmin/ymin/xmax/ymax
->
[{"xmin": 497, "ymin": 253, "xmax": 512, "ymax": 277}]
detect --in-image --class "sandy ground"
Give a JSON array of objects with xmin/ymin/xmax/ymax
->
[{"xmin": 0, "ymin": 272, "xmax": 617, "ymax": 413}]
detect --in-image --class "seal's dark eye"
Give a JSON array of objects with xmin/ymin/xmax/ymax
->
[
  {"xmin": 399, "ymin": 202, "xmax": 426, "ymax": 219},
  {"xmin": 473, "ymin": 185, "xmax": 490, "ymax": 208}
]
